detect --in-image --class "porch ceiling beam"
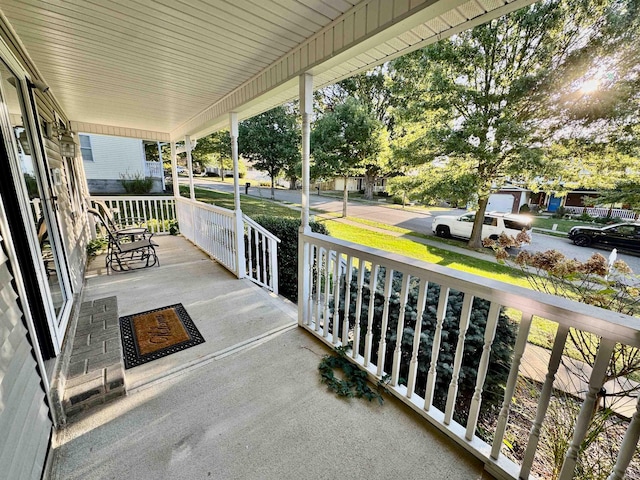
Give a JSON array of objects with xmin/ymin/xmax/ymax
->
[
  {"xmin": 69, "ymin": 121, "xmax": 169, "ymax": 142},
  {"xmin": 170, "ymin": 0, "xmax": 536, "ymax": 141}
]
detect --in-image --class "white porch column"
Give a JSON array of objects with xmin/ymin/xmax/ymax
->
[
  {"xmin": 170, "ymin": 142, "xmax": 179, "ymax": 197},
  {"xmin": 185, "ymin": 135, "xmax": 195, "ymax": 201},
  {"xmin": 230, "ymin": 112, "xmax": 245, "ymax": 279},
  {"xmin": 157, "ymin": 141, "xmax": 165, "ymax": 191},
  {"xmin": 299, "ymin": 73, "xmax": 313, "ymax": 232},
  {"xmin": 298, "ymin": 73, "xmax": 313, "ymax": 325}
]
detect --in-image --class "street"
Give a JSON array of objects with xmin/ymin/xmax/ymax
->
[{"xmin": 184, "ymin": 178, "xmax": 640, "ymax": 273}]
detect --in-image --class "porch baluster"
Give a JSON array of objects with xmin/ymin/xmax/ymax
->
[
  {"xmin": 407, "ymin": 279, "xmax": 428, "ymax": 398},
  {"xmin": 305, "ymin": 244, "xmax": 315, "ymax": 327},
  {"xmin": 391, "ymin": 274, "xmax": 410, "ymax": 387},
  {"xmin": 465, "ymin": 301, "xmax": 501, "ymax": 440},
  {"xmin": 376, "ymin": 269, "xmax": 395, "ymax": 377},
  {"xmin": 491, "ymin": 312, "xmax": 533, "ymax": 459},
  {"xmin": 331, "ymin": 251, "xmax": 342, "ymax": 345},
  {"xmin": 608, "ymin": 394, "xmax": 640, "ymax": 480},
  {"xmin": 520, "ymin": 325, "xmax": 570, "ymax": 478},
  {"xmin": 341, "ymin": 256, "xmax": 354, "ymax": 347},
  {"xmin": 322, "ymin": 249, "xmax": 332, "ymax": 338},
  {"xmin": 424, "ymin": 287, "xmax": 450, "ymax": 411},
  {"xmin": 558, "ymin": 338, "xmax": 615, "ymax": 480},
  {"xmin": 314, "ymin": 247, "xmax": 324, "ymax": 333},
  {"xmin": 444, "ymin": 293, "xmax": 473, "ymax": 425},
  {"xmin": 246, "ymin": 225, "xmax": 254, "ymax": 283},
  {"xmin": 260, "ymin": 229, "xmax": 267, "ymax": 284},
  {"xmin": 363, "ymin": 264, "xmax": 379, "ymax": 368},
  {"xmin": 351, "ymin": 261, "xmax": 366, "ymax": 360}
]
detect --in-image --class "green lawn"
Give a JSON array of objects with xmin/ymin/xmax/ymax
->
[{"xmin": 532, "ymin": 216, "xmax": 587, "ymax": 233}]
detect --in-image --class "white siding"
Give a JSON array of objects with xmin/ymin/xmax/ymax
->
[
  {"xmin": 0, "ymin": 233, "xmax": 52, "ymax": 480},
  {"xmin": 81, "ymin": 134, "xmax": 145, "ymax": 180}
]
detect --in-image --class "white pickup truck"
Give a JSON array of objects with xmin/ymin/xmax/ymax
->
[{"xmin": 432, "ymin": 211, "xmax": 533, "ymax": 241}]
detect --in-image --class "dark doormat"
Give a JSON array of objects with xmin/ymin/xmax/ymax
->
[{"xmin": 119, "ymin": 303, "xmax": 205, "ymax": 369}]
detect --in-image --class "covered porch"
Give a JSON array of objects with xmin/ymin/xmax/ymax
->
[{"xmin": 50, "ymin": 234, "xmax": 488, "ymax": 480}]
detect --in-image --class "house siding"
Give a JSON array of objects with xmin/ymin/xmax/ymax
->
[
  {"xmin": 82, "ymin": 134, "xmax": 145, "ymax": 180},
  {"xmin": 0, "ymin": 17, "xmax": 91, "ymax": 479},
  {"xmin": 0, "ymin": 231, "xmax": 52, "ymax": 480}
]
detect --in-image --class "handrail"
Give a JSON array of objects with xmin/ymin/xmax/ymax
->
[
  {"xmin": 89, "ymin": 195, "xmax": 176, "ymax": 235},
  {"xmin": 242, "ymin": 214, "xmax": 281, "ymax": 244},
  {"xmin": 299, "ymin": 230, "xmax": 640, "ymax": 480}
]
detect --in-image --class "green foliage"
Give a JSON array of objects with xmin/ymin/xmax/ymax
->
[
  {"xmin": 552, "ymin": 207, "xmax": 567, "ymax": 219},
  {"xmin": 250, "ymin": 216, "xmax": 329, "ymax": 302},
  {"xmin": 319, "ymin": 346, "xmax": 389, "ymax": 405},
  {"xmin": 239, "ymin": 106, "xmax": 300, "ymax": 198},
  {"xmin": 389, "ymin": 0, "xmax": 612, "ymax": 246},
  {"xmin": 337, "ymin": 268, "xmax": 517, "ymax": 418},
  {"xmin": 86, "ymin": 238, "xmax": 107, "ymax": 257},
  {"xmin": 23, "ymin": 173, "xmax": 39, "ymax": 199},
  {"xmin": 119, "ymin": 172, "xmax": 153, "ymax": 194},
  {"xmin": 519, "ymin": 204, "xmax": 530, "ymax": 213}
]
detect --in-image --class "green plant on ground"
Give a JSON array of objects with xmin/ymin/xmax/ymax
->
[
  {"xmin": 336, "ymin": 268, "xmax": 517, "ymax": 424},
  {"xmin": 319, "ymin": 345, "xmax": 390, "ymax": 405},
  {"xmin": 86, "ymin": 238, "xmax": 107, "ymax": 257},
  {"xmin": 119, "ymin": 171, "xmax": 153, "ymax": 194},
  {"xmin": 250, "ymin": 215, "xmax": 328, "ymax": 302}
]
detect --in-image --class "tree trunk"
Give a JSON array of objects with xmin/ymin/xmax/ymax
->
[
  {"xmin": 363, "ymin": 172, "xmax": 375, "ymax": 200},
  {"xmin": 219, "ymin": 158, "xmax": 224, "ymax": 181},
  {"xmin": 289, "ymin": 176, "xmax": 297, "ymax": 190},
  {"xmin": 467, "ymin": 196, "xmax": 489, "ymax": 249},
  {"xmin": 270, "ymin": 176, "xmax": 276, "ymax": 200},
  {"xmin": 342, "ymin": 176, "xmax": 349, "ymax": 218}
]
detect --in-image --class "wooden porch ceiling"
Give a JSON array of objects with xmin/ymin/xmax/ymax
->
[{"xmin": 0, "ymin": 0, "xmax": 534, "ymax": 141}]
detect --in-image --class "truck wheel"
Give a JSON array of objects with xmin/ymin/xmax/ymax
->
[
  {"xmin": 573, "ymin": 235, "xmax": 591, "ymax": 247},
  {"xmin": 436, "ymin": 225, "xmax": 451, "ymax": 238}
]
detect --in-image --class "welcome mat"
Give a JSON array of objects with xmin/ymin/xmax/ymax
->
[{"xmin": 119, "ymin": 304, "xmax": 205, "ymax": 369}]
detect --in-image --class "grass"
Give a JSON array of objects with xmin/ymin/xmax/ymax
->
[{"xmin": 532, "ymin": 216, "xmax": 586, "ymax": 233}]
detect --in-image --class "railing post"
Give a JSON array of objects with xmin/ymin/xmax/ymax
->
[
  {"xmin": 608, "ymin": 394, "xmax": 640, "ymax": 480},
  {"xmin": 230, "ymin": 113, "xmax": 245, "ymax": 279},
  {"xmin": 298, "ymin": 73, "xmax": 313, "ymax": 326},
  {"xmin": 185, "ymin": 135, "xmax": 195, "ymax": 201}
]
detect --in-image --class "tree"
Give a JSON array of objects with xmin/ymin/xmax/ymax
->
[
  {"xmin": 317, "ymin": 68, "xmax": 393, "ymax": 200},
  {"xmin": 192, "ymin": 131, "xmax": 232, "ymax": 180},
  {"xmin": 311, "ymin": 98, "xmax": 384, "ymax": 217},
  {"xmin": 239, "ymin": 106, "xmax": 300, "ymax": 199},
  {"xmin": 390, "ymin": 0, "xmax": 610, "ymax": 248}
]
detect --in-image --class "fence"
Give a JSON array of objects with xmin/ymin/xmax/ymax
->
[
  {"xmin": 299, "ymin": 231, "xmax": 640, "ymax": 480},
  {"xmin": 145, "ymin": 161, "xmax": 163, "ymax": 178},
  {"xmin": 565, "ymin": 206, "xmax": 639, "ymax": 220}
]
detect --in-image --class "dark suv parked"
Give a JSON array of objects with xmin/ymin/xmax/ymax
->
[{"xmin": 568, "ymin": 223, "xmax": 640, "ymax": 252}]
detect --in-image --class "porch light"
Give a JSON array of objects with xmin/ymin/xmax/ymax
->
[{"xmin": 60, "ymin": 133, "xmax": 76, "ymax": 158}]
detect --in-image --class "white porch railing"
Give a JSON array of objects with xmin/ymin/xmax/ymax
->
[
  {"xmin": 299, "ymin": 231, "xmax": 640, "ymax": 480},
  {"xmin": 243, "ymin": 214, "xmax": 280, "ymax": 293},
  {"xmin": 175, "ymin": 197, "xmax": 280, "ymax": 293},
  {"xmin": 89, "ymin": 196, "xmax": 280, "ymax": 292},
  {"xmin": 145, "ymin": 161, "xmax": 163, "ymax": 178},
  {"xmin": 176, "ymin": 197, "xmax": 239, "ymax": 275},
  {"xmin": 89, "ymin": 195, "xmax": 176, "ymax": 234},
  {"xmin": 564, "ymin": 206, "xmax": 639, "ymax": 220}
]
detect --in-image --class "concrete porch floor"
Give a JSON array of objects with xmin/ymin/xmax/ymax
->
[{"xmin": 48, "ymin": 235, "xmax": 489, "ymax": 479}]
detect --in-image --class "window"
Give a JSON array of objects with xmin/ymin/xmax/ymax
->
[{"xmin": 79, "ymin": 134, "xmax": 93, "ymax": 161}]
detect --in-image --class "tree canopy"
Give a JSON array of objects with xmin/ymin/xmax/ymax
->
[
  {"xmin": 311, "ymin": 98, "xmax": 385, "ymax": 216},
  {"xmin": 239, "ymin": 105, "xmax": 300, "ymax": 199},
  {"xmin": 389, "ymin": 0, "xmax": 617, "ymax": 247}
]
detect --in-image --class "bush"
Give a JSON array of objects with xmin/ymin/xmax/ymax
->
[
  {"xmin": 391, "ymin": 195, "xmax": 404, "ymax": 205},
  {"xmin": 337, "ymin": 268, "xmax": 517, "ymax": 420},
  {"xmin": 551, "ymin": 206, "xmax": 566, "ymax": 219},
  {"xmin": 519, "ymin": 204, "xmax": 530, "ymax": 213},
  {"xmin": 119, "ymin": 172, "xmax": 153, "ymax": 194},
  {"xmin": 250, "ymin": 216, "xmax": 329, "ymax": 302}
]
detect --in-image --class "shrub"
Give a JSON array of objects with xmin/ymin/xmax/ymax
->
[
  {"xmin": 337, "ymin": 268, "xmax": 517, "ymax": 420},
  {"xmin": 250, "ymin": 216, "xmax": 329, "ymax": 302},
  {"xmin": 119, "ymin": 172, "xmax": 153, "ymax": 194},
  {"xmin": 391, "ymin": 195, "xmax": 404, "ymax": 205},
  {"xmin": 551, "ymin": 206, "xmax": 566, "ymax": 219},
  {"xmin": 519, "ymin": 204, "xmax": 530, "ymax": 213}
]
